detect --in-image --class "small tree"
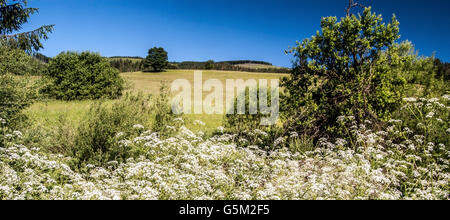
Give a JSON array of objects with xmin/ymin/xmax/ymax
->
[
  {"xmin": 44, "ymin": 51, "xmax": 124, "ymax": 101},
  {"xmin": 144, "ymin": 47, "xmax": 169, "ymax": 72},
  {"xmin": 0, "ymin": 0, "xmax": 54, "ymax": 53},
  {"xmin": 282, "ymin": 7, "xmax": 413, "ymax": 138}
]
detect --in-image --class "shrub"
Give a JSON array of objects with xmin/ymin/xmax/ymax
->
[
  {"xmin": 224, "ymin": 86, "xmax": 282, "ymax": 150},
  {"xmin": 0, "ymin": 46, "xmax": 47, "ymax": 76},
  {"xmin": 43, "ymin": 51, "xmax": 124, "ymax": 100},
  {"xmin": 282, "ymin": 8, "xmax": 412, "ymax": 139},
  {"xmin": 0, "ymin": 73, "xmax": 35, "ymax": 130},
  {"xmin": 152, "ymin": 82, "xmax": 180, "ymax": 135},
  {"xmin": 72, "ymin": 93, "xmax": 153, "ymax": 168}
]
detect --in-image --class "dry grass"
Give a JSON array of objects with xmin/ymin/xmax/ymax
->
[{"xmin": 26, "ymin": 69, "xmax": 287, "ymax": 132}]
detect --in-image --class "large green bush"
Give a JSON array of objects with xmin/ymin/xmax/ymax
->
[
  {"xmin": 44, "ymin": 51, "xmax": 124, "ymax": 100},
  {"xmin": 282, "ymin": 8, "xmax": 412, "ymax": 139}
]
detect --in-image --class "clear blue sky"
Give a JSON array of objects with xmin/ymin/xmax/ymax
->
[{"xmin": 22, "ymin": 0, "xmax": 450, "ymax": 67}]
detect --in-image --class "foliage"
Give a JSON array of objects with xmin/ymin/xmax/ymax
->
[
  {"xmin": 282, "ymin": 8, "xmax": 412, "ymax": 138},
  {"xmin": 144, "ymin": 47, "xmax": 169, "ymax": 72},
  {"xmin": 205, "ymin": 60, "xmax": 215, "ymax": 70},
  {"xmin": 0, "ymin": 0, "xmax": 54, "ymax": 53},
  {"xmin": 434, "ymin": 59, "xmax": 450, "ymax": 82},
  {"xmin": 110, "ymin": 58, "xmax": 144, "ymax": 73},
  {"xmin": 0, "ymin": 46, "xmax": 46, "ymax": 75},
  {"xmin": 43, "ymin": 51, "xmax": 124, "ymax": 101},
  {"xmin": 395, "ymin": 96, "xmax": 449, "ymax": 146},
  {"xmin": 0, "ymin": 47, "xmax": 36, "ymax": 128},
  {"xmin": 224, "ymin": 87, "xmax": 281, "ymax": 150},
  {"xmin": 72, "ymin": 93, "xmax": 153, "ymax": 168},
  {"xmin": 0, "ymin": 74, "xmax": 33, "ymax": 130},
  {"xmin": 151, "ymin": 82, "xmax": 180, "ymax": 135},
  {"xmin": 71, "ymin": 84, "xmax": 180, "ymax": 168},
  {"xmin": 170, "ymin": 60, "xmax": 291, "ymax": 73}
]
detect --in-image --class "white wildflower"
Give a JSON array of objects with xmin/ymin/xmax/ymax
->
[
  {"xmin": 115, "ymin": 132, "xmax": 125, "ymax": 138},
  {"xmin": 403, "ymin": 97, "xmax": 417, "ymax": 103},
  {"xmin": 133, "ymin": 124, "xmax": 145, "ymax": 130},
  {"xmin": 290, "ymin": 132, "xmax": 299, "ymax": 138},
  {"xmin": 193, "ymin": 120, "xmax": 206, "ymax": 126}
]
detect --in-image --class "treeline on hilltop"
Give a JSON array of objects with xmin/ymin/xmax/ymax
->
[
  {"xmin": 168, "ymin": 61, "xmax": 291, "ymax": 73},
  {"xmin": 109, "ymin": 57, "xmax": 291, "ymax": 73},
  {"xmin": 110, "ymin": 56, "xmax": 144, "ymax": 60},
  {"xmin": 110, "ymin": 58, "xmax": 145, "ymax": 73}
]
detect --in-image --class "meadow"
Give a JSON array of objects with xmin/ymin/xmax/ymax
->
[
  {"xmin": 1, "ymin": 2, "xmax": 448, "ymax": 201},
  {"xmin": 25, "ymin": 69, "xmax": 287, "ymax": 133}
]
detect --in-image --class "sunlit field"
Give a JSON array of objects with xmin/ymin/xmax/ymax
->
[
  {"xmin": 2, "ymin": 0, "xmax": 449, "ymax": 202},
  {"xmin": 25, "ymin": 70, "xmax": 287, "ymax": 132}
]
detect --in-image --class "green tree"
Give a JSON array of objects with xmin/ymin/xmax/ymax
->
[
  {"xmin": 205, "ymin": 60, "xmax": 215, "ymax": 70},
  {"xmin": 282, "ymin": 7, "xmax": 413, "ymax": 138},
  {"xmin": 43, "ymin": 51, "xmax": 124, "ymax": 101},
  {"xmin": 0, "ymin": 0, "xmax": 54, "ymax": 53},
  {"xmin": 144, "ymin": 47, "xmax": 169, "ymax": 72}
]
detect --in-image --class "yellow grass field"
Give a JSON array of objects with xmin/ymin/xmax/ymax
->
[{"xmin": 25, "ymin": 69, "xmax": 287, "ymax": 132}]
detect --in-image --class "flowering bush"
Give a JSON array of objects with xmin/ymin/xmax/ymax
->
[{"xmin": 1, "ymin": 98, "xmax": 448, "ymax": 200}]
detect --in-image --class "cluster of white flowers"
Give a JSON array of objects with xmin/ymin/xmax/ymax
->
[
  {"xmin": 1, "ymin": 119, "xmax": 448, "ymax": 200},
  {"xmin": 133, "ymin": 124, "xmax": 145, "ymax": 130},
  {"xmin": 403, "ymin": 98, "xmax": 418, "ymax": 103},
  {"xmin": 0, "ymin": 96, "xmax": 448, "ymax": 200},
  {"xmin": 193, "ymin": 120, "xmax": 206, "ymax": 126}
]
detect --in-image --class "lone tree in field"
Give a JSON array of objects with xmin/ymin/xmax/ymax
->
[
  {"xmin": 282, "ymin": 7, "xmax": 415, "ymax": 138},
  {"xmin": 144, "ymin": 47, "xmax": 169, "ymax": 72},
  {"xmin": 0, "ymin": 0, "xmax": 54, "ymax": 53}
]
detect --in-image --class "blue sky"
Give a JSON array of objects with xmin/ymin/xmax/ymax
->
[{"xmin": 22, "ymin": 0, "xmax": 450, "ymax": 67}]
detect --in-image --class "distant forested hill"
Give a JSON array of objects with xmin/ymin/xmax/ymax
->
[{"xmin": 108, "ymin": 56, "xmax": 290, "ymax": 73}]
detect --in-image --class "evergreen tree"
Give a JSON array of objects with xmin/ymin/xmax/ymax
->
[{"xmin": 0, "ymin": 0, "xmax": 54, "ymax": 53}]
